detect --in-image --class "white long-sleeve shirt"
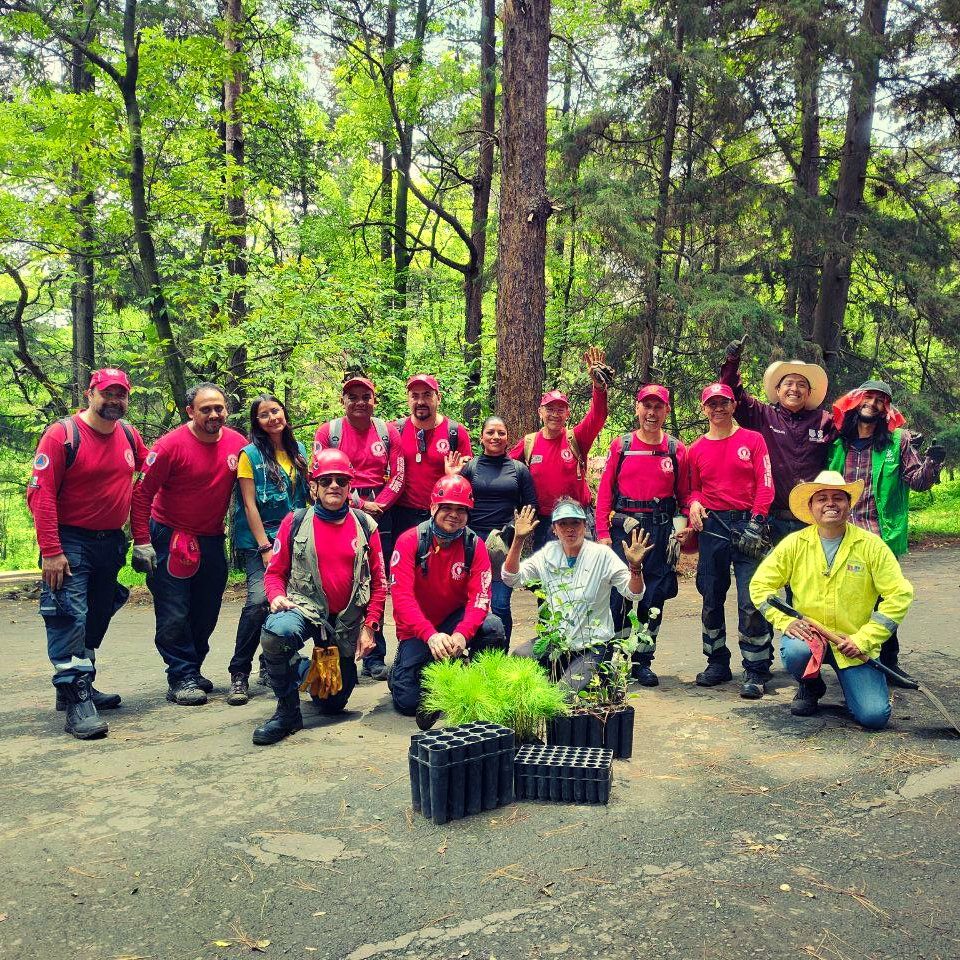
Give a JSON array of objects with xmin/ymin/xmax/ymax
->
[{"xmin": 502, "ymin": 540, "xmax": 643, "ymax": 651}]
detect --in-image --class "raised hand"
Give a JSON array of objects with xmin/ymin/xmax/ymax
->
[
  {"xmin": 583, "ymin": 346, "xmax": 614, "ymax": 388},
  {"xmin": 725, "ymin": 333, "xmax": 749, "ymax": 359},
  {"xmin": 444, "ymin": 451, "xmax": 466, "ymax": 475},
  {"xmin": 513, "ymin": 504, "xmax": 540, "ymax": 540},
  {"xmin": 623, "ymin": 528, "xmax": 654, "ymax": 569}
]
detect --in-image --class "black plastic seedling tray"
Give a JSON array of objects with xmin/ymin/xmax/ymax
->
[
  {"xmin": 547, "ymin": 704, "xmax": 634, "ymax": 759},
  {"xmin": 514, "ymin": 744, "xmax": 614, "ymax": 805},
  {"xmin": 408, "ymin": 723, "xmax": 516, "ymax": 825}
]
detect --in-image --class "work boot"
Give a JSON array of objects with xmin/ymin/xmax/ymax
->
[
  {"xmin": 740, "ymin": 670, "xmax": 769, "ymax": 699},
  {"xmin": 226, "ymin": 673, "xmax": 249, "ymax": 706},
  {"xmin": 196, "ymin": 674, "xmax": 214, "ymax": 694},
  {"xmin": 56, "ymin": 684, "xmax": 121, "ymax": 712},
  {"xmin": 790, "ymin": 676, "xmax": 827, "ymax": 716},
  {"xmin": 59, "ymin": 677, "xmax": 109, "ymax": 740},
  {"xmin": 632, "ymin": 656, "xmax": 659, "ymax": 687},
  {"xmin": 252, "ymin": 692, "xmax": 303, "ymax": 745},
  {"xmin": 255, "ymin": 655, "xmax": 269, "ymax": 686},
  {"xmin": 695, "ymin": 662, "xmax": 732, "ymax": 687},
  {"xmin": 415, "ymin": 704, "xmax": 442, "ymax": 731},
  {"xmin": 166, "ymin": 676, "xmax": 208, "ymax": 706},
  {"xmin": 363, "ymin": 661, "xmax": 390, "ymax": 681}
]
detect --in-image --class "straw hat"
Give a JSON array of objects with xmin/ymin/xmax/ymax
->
[
  {"xmin": 763, "ymin": 360, "xmax": 828, "ymax": 409},
  {"xmin": 788, "ymin": 471, "xmax": 864, "ymax": 525}
]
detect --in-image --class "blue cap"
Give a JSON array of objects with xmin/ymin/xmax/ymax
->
[{"xmin": 551, "ymin": 501, "xmax": 588, "ymax": 523}]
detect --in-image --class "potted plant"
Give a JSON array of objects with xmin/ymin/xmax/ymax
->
[{"xmin": 420, "ymin": 650, "xmax": 569, "ymax": 744}]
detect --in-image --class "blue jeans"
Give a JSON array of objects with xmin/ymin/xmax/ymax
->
[
  {"xmin": 696, "ymin": 512, "xmax": 773, "ymax": 672},
  {"xmin": 260, "ymin": 608, "xmax": 358, "ymax": 712},
  {"xmin": 39, "ymin": 527, "xmax": 129, "ymax": 686},
  {"xmin": 491, "ymin": 578, "xmax": 514, "ymax": 643},
  {"xmin": 147, "ymin": 520, "xmax": 228, "ymax": 684},
  {"xmin": 389, "ymin": 609, "xmax": 507, "ymax": 716},
  {"xmin": 780, "ymin": 635, "xmax": 891, "ymax": 730},
  {"xmin": 229, "ymin": 549, "xmax": 268, "ymax": 676}
]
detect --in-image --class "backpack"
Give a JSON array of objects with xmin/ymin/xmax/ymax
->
[
  {"xmin": 395, "ymin": 417, "xmax": 461, "ymax": 454},
  {"xmin": 415, "ymin": 520, "xmax": 478, "ymax": 577},
  {"xmin": 56, "ymin": 416, "xmax": 139, "ymax": 493},
  {"xmin": 522, "ymin": 429, "xmax": 582, "ymax": 479},
  {"xmin": 328, "ymin": 416, "xmax": 391, "ymax": 454},
  {"xmin": 613, "ymin": 433, "xmax": 680, "ymax": 503}
]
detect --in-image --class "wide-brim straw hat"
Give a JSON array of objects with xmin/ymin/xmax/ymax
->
[
  {"xmin": 763, "ymin": 360, "xmax": 828, "ymax": 409},
  {"xmin": 788, "ymin": 471, "xmax": 864, "ymax": 525}
]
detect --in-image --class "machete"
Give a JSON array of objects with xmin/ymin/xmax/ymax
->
[{"xmin": 766, "ymin": 594, "xmax": 960, "ymax": 736}]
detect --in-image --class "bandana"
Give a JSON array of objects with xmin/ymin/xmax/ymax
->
[
  {"xmin": 314, "ymin": 502, "xmax": 350, "ymax": 522},
  {"xmin": 831, "ymin": 390, "xmax": 906, "ymax": 432},
  {"xmin": 430, "ymin": 520, "xmax": 465, "ymax": 544}
]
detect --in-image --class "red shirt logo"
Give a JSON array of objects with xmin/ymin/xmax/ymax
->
[
  {"xmin": 33, "ymin": 453, "xmax": 50, "ymax": 470},
  {"xmin": 737, "ymin": 446, "xmax": 751, "ymax": 461},
  {"xmin": 560, "ymin": 448, "xmax": 574, "ymax": 462},
  {"xmin": 146, "ymin": 451, "xmax": 158, "ymax": 466},
  {"xmin": 371, "ymin": 441, "xmax": 386, "ymax": 457},
  {"xmin": 227, "ymin": 454, "xmax": 239, "ymax": 471},
  {"xmin": 451, "ymin": 561, "xmax": 466, "ymax": 580},
  {"xmin": 124, "ymin": 449, "xmax": 136, "ymax": 468},
  {"xmin": 660, "ymin": 457, "xmax": 673, "ymax": 473},
  {"xmin": 390, "ymin": 550, "xmax": 401, "ymax": 568},
  {"xmin": 436, "ymin": 439, "xmax": 450, "ymax": 454}
]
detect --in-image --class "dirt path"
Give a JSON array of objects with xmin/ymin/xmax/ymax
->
[{"xmin": 2, "ymin": 547, "xmax": 959, "ymax": 960}]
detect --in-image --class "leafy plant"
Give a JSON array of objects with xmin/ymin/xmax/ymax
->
[{"xmin": 421, "ymin": 650, "xmax": 568, "ymax": 743}]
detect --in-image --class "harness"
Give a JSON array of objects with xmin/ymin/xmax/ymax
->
[{"xmin": 612, "ymin": 433, "xmax": 679, "ymax": 514}]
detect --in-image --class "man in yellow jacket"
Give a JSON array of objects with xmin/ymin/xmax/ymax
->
[{"xmin": 750, "ymin": 471, "xmax": 914, "ymax": 728}]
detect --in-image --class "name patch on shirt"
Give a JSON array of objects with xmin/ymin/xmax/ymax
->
[
  {"xmin": 530, "ymin": 455, "xmax": 543, "ymax": 465},
  {"xmin": 846, "ymin": 562, "xmax": 863, "ymax": 573},
  {"xmin": 808, "ymin": 428, "xmax": 825, "ymax": 443}
]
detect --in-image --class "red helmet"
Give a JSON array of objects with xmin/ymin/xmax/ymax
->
[
  {"xmin": 430, "ymin": 475, "xmax": 474, "ymax": 509},
  {"xmin": 309, "ymin": 448, "xmax": 355, "ymax": 481}
]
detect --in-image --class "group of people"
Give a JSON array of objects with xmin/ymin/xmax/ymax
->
[{"xmin": 27, "ymin": 338, "xmax": 943, "ymax": 742}]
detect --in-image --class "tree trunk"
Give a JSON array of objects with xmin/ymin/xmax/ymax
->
[
  {"xmin": 495, "ymin": 0, "xmax": 551, "ymax": 439},
  {"xmin": 462, "ymin": 0, "xmax": 496, "ymax": 424},
  {"xmin": 380, "ymin": 0, "xmax": 396, "ymax": 268},
  {"xmin": 223, "ymin": 0, "xmax": 248, "ymax": 407},
  {"xmin": 640, "ymin": 13, "xmax": 684, "ymax": 382},
  {"xmin": 811, "ymin": 0, "xmax": 889, "ymax": 363}
]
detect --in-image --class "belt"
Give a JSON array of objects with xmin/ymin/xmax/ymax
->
[
  {"xmin": 709, "ymin": 509, "xmax": 751, "ymax": 522},
  {"xmin": 59, "ymin": 525, "xmax": 122, "ymax": 540},
  {"xmin": 614, "ymin": 496, "xmax": 677, "ymax": 514}
]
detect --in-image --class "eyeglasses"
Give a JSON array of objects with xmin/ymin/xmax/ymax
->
[{"xmin": 316, "ymin": 474, "xmax": 351, "ymax": 488}]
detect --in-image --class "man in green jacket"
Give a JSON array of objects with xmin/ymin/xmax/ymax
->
[
  {"xmin": 826, "ymin": 380, "xmax": 942, "ymax": 672},
  {"xmin": 750, "ymin": 471, "xmax": 914, "ymax": 727}
]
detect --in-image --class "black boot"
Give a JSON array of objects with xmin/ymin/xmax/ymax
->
[
  {"xmin": 252, "ymin": 692, "xmax": 303, "ymax": 745},
  {"xmin": 632, "ymin": 654, "xmax": 659, "ymax": 687},
  {"xmin": 695, "ymin": 661, "xmax": 732, "ymax": 687},
  {"xmin": 56, "ymin": 682, "xmax": 121, "ymax": 711},
  {"xmin": 791, "ymin": 676, "xmax": 826, "ymax": 716},
  {"xmin": 59, "ymin": 677, "xmax": 109, "ymax": 740}
]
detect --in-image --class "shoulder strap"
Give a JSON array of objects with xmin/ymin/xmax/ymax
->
[
  {"xmin": 290, "ymin": 507, "xmax": 310, "ymax": 541},
  {"xmin": 613, "ymin": 432, "xmax": 633, "ymax": 501},
  {"xmin": 522, "ymin": 432, "xmax": 537, "ymax": 464},
  {"xmin": 328, "ymin": 418, "xmax": 343, "ymax": 448},
  {"xmin": 351, "ymin": 508, "xmax": 376, "ymax": 544},
  {"xmin": 119, "ymin": 421, "xmax": 137, "ymax": 459},
  {"xmin": 371, "ymin": 416, "xmax": 391, "ymax": 451},
  {"xmin": 448, "ymin": 420, "xmax": 460, "ymax": 453},
  {"xmin": 415, "ymin": 520, "xmax": 433, "ymax": 575},
  {"xmin": 463, "ymin": 528, "xmax": 478, "ymax": 572},
  {"xmin": 57, "ymin": 416, "xmax": 81, "ymax": 470},
  {"xmin": 566, "ymin": 428, "xmax": 583, "ymax": 479},
  {"xmin": 395, "ymin": 416, "xmax": 410, "ymax": 434}
]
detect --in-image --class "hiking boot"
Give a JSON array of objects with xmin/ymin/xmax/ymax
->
[
  {"xmin": 226, "ymin": 673, "xmax": 249, "ymax": 706},
  {"xmin": 740, "ymin": 670, "xmax": 768, "ymax": 699},
  {"xmin": 791, "ymin": 676, "xmax": 827, "ymax": 716},
  {"xmin": 695, "ymin": 662, "xmax": 732, "ymax": 687},
  {"xmin": 166, "ymin": 677, "xmax": 208, "ymax": 706},
  {"xmin": 632, "ymin": 663, "xmax": 660, "ymax": 687},
  {"xmin": 59, "ymin": 677, "xmax": 109, "ymax": 740},
  {"xmin": 255, "ymin": 656, "xmax": 269, "ymax": 686},
  {"xmin": 196, "ymin": 674, "xmax": 214, "ymax": 694},
  {"xmin": 252, "ymin": 692, "xmax": 303, "ymax": 745},
  {"xmin": 363, "ymin": 661, "xmax": 390, "ymax": 681},
  {"xmin": 56, "ymin": 684, "xmax": 121, "ymax": 712},
  {"xmin": 415, "ymin": 706, "xmax": 442, "ymax": 731}
]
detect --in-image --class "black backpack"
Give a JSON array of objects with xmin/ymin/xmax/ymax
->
[
  {"xmin": 56, "ymin": 416, "xmax": 138, "ymax": 492},
  {"xmin": 613, "ymin": 433, "xmax": 680, "ymax": 502},
  {"xmin": 415, "ymin": 520, "xmax": 477, "ymax": 576}
]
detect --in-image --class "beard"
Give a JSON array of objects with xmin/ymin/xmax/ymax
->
[
  {"xmin": 96, "ymin": 402, "xmax": 125, "ymax": 421},
  {"xmin": 858, "ymin": 409, "xmax": 880, "ymax": 423}
]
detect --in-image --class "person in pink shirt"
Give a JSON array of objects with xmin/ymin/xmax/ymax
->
[
  {"xmin": 27, "ymin": 368, "xmax": 149, "ymax": 739},
  {"xmin": 509, "ymin": 347, "xmax": 610, "ymax": 549},
  {"xmin": 596, "ymin": 384, "xmax": 689, "ymax": 687},
  {"xmin": 314, "ymin": 375, "xmax": 404, "ymax": 680},
  {"xmin": 683, "ymin": 383, "xmax": 775, "ymax": 698},
  {"xmin": 393, "ymin": 374, "xmax": 472, "ymax": 539},
  {"xmin": 388, "ymin": 475, "xmax": 506, "ymax": 726},
  {"xmin": 251, "ymin": 449, "xmax": 387, "ymax": 745},
  {"xmin": 130, "ymin": 383, "xmax": 247, "ymax": 706}
]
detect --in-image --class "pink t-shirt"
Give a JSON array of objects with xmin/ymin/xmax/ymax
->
[
  {"xmin": 27, "ymin": 415, "xmax": 150, "ymax": 556},
  {"xmin": 313, "ymin": 418, "xmax": 405, "ymax": 508},
  {"xmin": 686, "ymin": 428, "xmax": 774, "ymax": 516},
  {"xmin": 396, "ymin": 417, "xmax": 473, "ymax": 511},
  {"xmin": 131, "ymin": 424, "xmax": 248, "ymax": 542}
]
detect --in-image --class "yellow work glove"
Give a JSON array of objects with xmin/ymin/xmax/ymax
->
[{"xmin": 299, "ymin": 645, "xmax": 343, "ymax": 700}]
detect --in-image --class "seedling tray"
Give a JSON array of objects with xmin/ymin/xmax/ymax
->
[
  {"xmin": 547, "ymin": 704, "xmax": 634, "ymax": 759},
  {"xmin": 408, "ymin": 723, "xmax": 515, "ymax": 825},
  {"xmin": 514, "ymin": 744, "xmax": 613, "ymax": 805}
]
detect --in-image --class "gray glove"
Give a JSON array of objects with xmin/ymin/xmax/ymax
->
[
  {"xmin": 132, "ymin": 543, "xmax": 158, "ymax": 574},
  {"xmin": 666, "ymin": 535, "xmax": 681, "ymax": 571},
  {"xmin": 589, "ymin": 362, "xmax": 616, "ymax": 388},
  {"xmin": 736, "ymin": 519, "xmax": 771, "ymax": 562},
  {"xmin": 725, "ymin": 333, "xmax": 749, "ymax": 359}
]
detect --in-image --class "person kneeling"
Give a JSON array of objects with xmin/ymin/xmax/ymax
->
[
  {"xmin": 504, "ymin": 500, "xmax": 652, "ymax": 692},
  {"xmin": 749, "ymin": 471, "xmax": 914, "ymax": 730},
  {"xmin": 252, "ymin": 450, "xmax": 386, "ymax": 745},
  {"xmin": 389, "ymin": 476, "xmax": 506, "ymax": 725}
]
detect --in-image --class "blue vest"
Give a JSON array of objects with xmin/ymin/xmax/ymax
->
[{"xmin": 232, "ymin": 441, "xmax": 309, "ymax": 550}]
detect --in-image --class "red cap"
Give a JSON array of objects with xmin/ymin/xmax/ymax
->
[
  {"xmin": 430, "ymin": 475, "xmax": 474, "ymax": 509},
  {"xmin": 636, "ymin": 384, "xmax": 670, "ymax": 404},
  {"xmin": 539, "ymin": 390, "xmax": 570, "ymax": 407},
  {"xmin": 406, "ymin": 374, "xmax": 440, "ymax": 392},
  {"xmin": 700, "ymin": 383, "xmax": 735, "ymax": 404},
  {"xmin": 309, "ymin": 448, "xmax": 355, "ymax": 480},
  {"xmin": 343, "ymin": 376, "xmax": 376, "ymax": 395},
  {"xmin": 167, "ymin": 530, "xmax": 201, "ymax": 579},
  {"xmin": 89, "ymin": 368, "xmax": 131, "ymax": 392}
]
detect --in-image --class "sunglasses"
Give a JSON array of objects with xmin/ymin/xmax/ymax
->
[{"xmin": 316, "ymin": 474, "xmax": 351, "ymax": 488}]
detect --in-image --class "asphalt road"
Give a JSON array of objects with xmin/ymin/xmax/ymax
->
[{"xmin": 2, "ymin": 547, "xmax": 960, "ymax": 960}]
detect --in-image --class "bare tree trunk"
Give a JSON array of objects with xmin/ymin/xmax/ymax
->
[
  {"xmin": 462, "ymin": 0, "xmax": 495, "ymax": 424},
  {"xmin": 495, "ymin": 0, "xmax": 551, "ymax": 439},
  {"xmin": 811, "ymin": 0, "xmax": 889, "ymax": 363},
  {"xmin": 640, "ymin": 12, "xmax": 684, "ymax": 382},
  {"xmin": 223, "ymin": 0, "xmax": 248, "ymax": 406},
  {"xmin": 380, "ymin": 0, "xmax": 396, "ymax": 268}
]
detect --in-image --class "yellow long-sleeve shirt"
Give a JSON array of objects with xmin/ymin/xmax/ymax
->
[{"xmin": 749, "ymin": 523, "xmax": 913, "ymax": 668}]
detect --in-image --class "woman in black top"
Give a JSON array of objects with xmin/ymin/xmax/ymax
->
[{"xmin": 460, "ymin": 416, "xmax": 538, "ymax": 642}]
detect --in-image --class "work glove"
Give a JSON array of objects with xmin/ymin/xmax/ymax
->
[
  {"xmin": 131, "ymin": 543, "xmax": 157, "ymax": 575},
  {"xmin": 300, "ymin": 645, "xmax": 343, "ymax": 700},
  {"xmin": 736, "ymin": 518, "xmax": 771, "ymax": 562},
  {"xmin": 926, "ymin": 440, "xmax": 946, "ymax": 465},
  {"xmin": 666, "ymin": 535, "xmax": 681, "ymax": 571},
  {"xmin": 724, "ymin": 333, "xmax": 749, "ymax": 360},
  {"xmin": 589, "ymin": 361, "xmax": 616, "ymax": 388}
]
